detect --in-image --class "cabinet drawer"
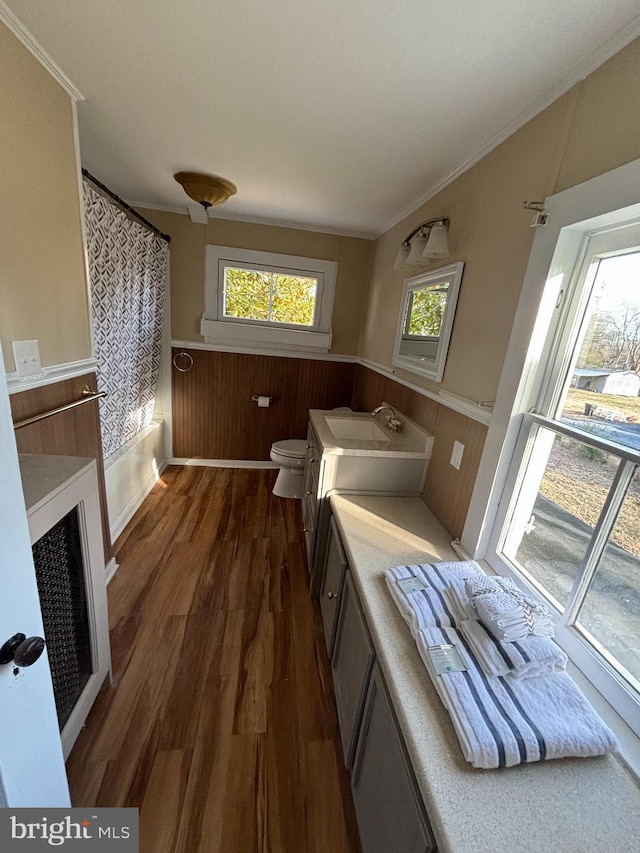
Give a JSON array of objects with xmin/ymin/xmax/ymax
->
[
  {"xmin": 332, "ymin": 572, "xmax": 374, "ymax": 768},
  {"xmin": 352, "ymin": 664, "xmax": 436, "ymax": 853},
  {"xmin": 319, "ymin": 517, "xmax": 348, "ymax": 655}
]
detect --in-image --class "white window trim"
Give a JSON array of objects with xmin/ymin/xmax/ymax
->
[
  {"xmin": 392, "ymin": 261, "xmax": 464, "ymax": 383},
  {"xmin": 459, "ymin": 157, "xmax": 640, "ymax": 765},
  {"xmin": 202, "ymin": 245, "xmax": 337, "ymax": 352}
]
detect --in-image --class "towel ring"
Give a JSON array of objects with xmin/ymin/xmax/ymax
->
[{"xmin": 172, "ymin": 351, "xmax": 194, "ymax": 372}]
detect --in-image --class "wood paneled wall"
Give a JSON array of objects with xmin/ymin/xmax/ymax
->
[
  {"xmin": 353, "ymin": 366, "xmax": 487, "ymax": 539},
  {"xmin": 172, "ymin": 348, "xmax": 356, "ymax": 460},
  {"xmin": 10, "ymin": 373, "xmax": 112, "ymax": 564}
]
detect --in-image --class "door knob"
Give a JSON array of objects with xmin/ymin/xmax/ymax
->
[
  {"xmin": 14, "ymin": 637, "xmax": 46, "ymax": 668},
  {"xmin": 0, "ymin": 633, "xmax": 26, "ymax": 665}
]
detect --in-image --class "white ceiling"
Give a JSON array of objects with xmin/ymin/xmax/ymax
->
[{"xmin": 6, "ymin": 1, "xmax": 640, "ymax": 237}]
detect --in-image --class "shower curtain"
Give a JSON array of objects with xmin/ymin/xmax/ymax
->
[{"xmin": 83, "ymin": 183, "xmax": 167, "ymax": 460}]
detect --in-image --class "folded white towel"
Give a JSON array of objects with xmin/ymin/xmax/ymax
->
[
  {"xmin": 464, "ymin": 575, "xmax": 555, "ymax": 641},
  {"xmin": 465, "ymin": 574, "xmax": 519, "ymax": 598},
  {"xmin": 416, "ymin": 626, "xmax": 616, "ymax": 768},
  {"xmin": 442, "ymin": 579, "xmax": 477, "ymax": 624},
  {"xmin": 384, "ymin": 561, "xmax": 484, "ymax": 636},
  {"xmin": 459, "ymin": 619, "xmax": 567, "ymax": 680},
  {"xmin": 474, "ymin": 591, "xmax": 554, "ymax": 641}
]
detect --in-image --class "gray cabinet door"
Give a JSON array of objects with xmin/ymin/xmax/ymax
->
[
  {"xmin": 332, "ymin": 572, "xmax": 375, "ymax": 768},
  {"xmin": 302, "ymin": 424, "xmax": 321, "ymax": 567},
  {"xmin": 319, "ymin": 516, "xmax": 348, "ymax": 656},
  {"xmin": 352, "ymin": 665, "xmax": 436, "ymax": 853}
]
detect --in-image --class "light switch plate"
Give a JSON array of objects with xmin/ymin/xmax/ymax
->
[
  {"xmin": 12, "ymin": 339, "xmax": 42, "ymax": 377},
  {"xmin": 450, "ymin": 440, "xmax": 464, "ymax": 470}
]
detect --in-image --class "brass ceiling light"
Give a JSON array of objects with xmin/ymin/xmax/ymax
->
[{"xmin": 174, "ymin": 171, "xmax": 237, "ymax": 210}]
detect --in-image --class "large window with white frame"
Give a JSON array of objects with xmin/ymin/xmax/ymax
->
[
  {"xmin": 488, "ymin": 220, "xmax": 640, "ymax": 736},
  {"xmin": 202, "ymin": 245, "xmax": 337, "ymax": 352}
]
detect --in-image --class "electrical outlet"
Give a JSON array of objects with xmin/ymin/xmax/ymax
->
[
  {"xmin": 450, "ymin": 440, "xmax": 465, "ymax": 470},
  {"xmin": 12, "ymin": 340, "xmax": 42, "ymax": 377}
]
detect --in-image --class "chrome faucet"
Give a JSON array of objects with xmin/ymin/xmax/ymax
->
[{"xmin": 371, "ymin": 402, "xmax": 402, "ymax": 431}]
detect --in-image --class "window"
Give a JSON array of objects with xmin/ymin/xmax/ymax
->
[
  {"xmin": 489, "ymin": 222, "xmax": 640, "ymax": 735},
  {"xmin": 392, "ymin": 262, "xmax": 464, "ymax": 382},
  {"xmin": 202, "ymin": 246, "xmax": 337, "ymax": 352}
]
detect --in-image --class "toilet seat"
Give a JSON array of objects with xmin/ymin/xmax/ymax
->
[{"xmin": 271, "ymin": 439, "xmax": 307, "ymax": 459}]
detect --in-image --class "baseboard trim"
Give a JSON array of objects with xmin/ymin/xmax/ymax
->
[
  {"xmin": 109, "ymin": 460, "xmax": 168, "ymax": 543},
  {"xmin": 105, "ymin": 557, "xmax": 119, "ymax": 585},
  {"xmin": 169, "ymin": 457, "xmax": 279, "ymax": 469}
]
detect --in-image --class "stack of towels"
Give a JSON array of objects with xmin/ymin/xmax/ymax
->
[{"xmin": 384, "ymin": 561, "xmax": 617, "ymax": 768}]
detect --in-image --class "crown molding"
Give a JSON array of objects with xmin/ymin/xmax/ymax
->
[
  {"xmin": 206, "ymin": 209, "xmax": 376, "ymax": 240},
  {"xmin": 0, "ymin": 2, "xmax": 83, "ymax": 101},
  {"xmin": 376, "ymin": 14, "xmax": 640, "ymax": 238},
  {"xmin": 129, "ymin": 201, "xmax": 376, "ymax": 240},
  {"xmin": 128, "ymin": 200, "xmax": 187, "ymax": 216}
]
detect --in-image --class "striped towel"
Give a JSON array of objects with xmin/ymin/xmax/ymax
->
[
  {"xmin": 459, "ymin": 619, "xmax": 567, "ymax": 680},
  {"xmin": 416, "ymin": 626, "xmax": 617, "ymax": 769},
  {"xmin": 384, "ymin": 561, "xmax": 484, "ymax": 635}
]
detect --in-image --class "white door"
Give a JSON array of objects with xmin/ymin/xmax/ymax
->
[{"xmin": 0, "ymin": 350, "xmax": 70, "ymax": 806}]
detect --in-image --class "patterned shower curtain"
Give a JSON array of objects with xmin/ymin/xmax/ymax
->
[{"xmin": 83, "ymin": 183, "xmax": 167, "ymax": 460}]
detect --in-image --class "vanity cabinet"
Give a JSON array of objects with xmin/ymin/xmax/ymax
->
[
  {"xmin": 303, "ymin": 410, "xmax": 433, "ymax": 596},
  {"xmin": 352, "ymin": 664, "xmax": 437, "ymax": 853},
  {"xmin": 323, "ymin": 509, "xmax": 437, "ymax": 853},
  {"xmin": 331, "ymin": 571, "xmax": 375, "ymax": 767},
  {"xmin": 302, "ymin": 422, "xmax": 322, "ymax": 568},
  {"xmin": 319, "ymin": 516, "xmax": 348, "ymax": 656}
]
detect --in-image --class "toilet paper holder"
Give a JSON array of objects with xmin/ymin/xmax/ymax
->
[{"xmin": 252, "ymin": 395, "xmax": 273, "ymax": 406}]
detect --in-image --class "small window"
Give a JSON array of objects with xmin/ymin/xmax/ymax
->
[
  {"xmin": 222, "ymin": 265, "xmax": 318, "ymax": 328},
  {"xmin": 392, "ymin": 262, "xmax": 463, "ymax": 382},
  {"xmin": 203, "ymin": 246, "xmax": 337, "ymax": 352}
]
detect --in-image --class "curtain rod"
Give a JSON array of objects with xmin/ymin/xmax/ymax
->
[{"xmin": 82, "ymin": 168, "xmax": 171, "ymax": 243}]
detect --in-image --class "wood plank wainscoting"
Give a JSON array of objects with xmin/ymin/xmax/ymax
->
[
  {"xmin": 10, "ymin": 372, "xmax": 112, "ymax": 565},
  {"xmin": 172, "ymin": 348, "xmax": 356, "ymax": 460},
  {"xmin": 66, "ymin": 466, "xmax": 361, "ymax": 853},
  {"xmin": 353, "ymin": 365, "xmax": 487, "ymax": 539}
]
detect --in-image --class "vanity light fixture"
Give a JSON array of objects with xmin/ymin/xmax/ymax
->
[{"xmin": 393, "ymin": 217, "xmax": 450, "ymax": 271}]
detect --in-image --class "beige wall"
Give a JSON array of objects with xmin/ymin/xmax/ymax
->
[
  {"xmin": 360, "ymin": 36, "xmax": 640, "ymax": 406},
  {"xmin": 138, "ymin": 209, "xmax": 373, "ymax": 356},
  {"xmin": 0, "ymin": 21, "xmax": 91, "ymax": 372}
]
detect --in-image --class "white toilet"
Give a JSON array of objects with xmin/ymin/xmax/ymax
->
[{"xmin": 270, "ymin": 439, "xmax": 308, "ymax": 498}]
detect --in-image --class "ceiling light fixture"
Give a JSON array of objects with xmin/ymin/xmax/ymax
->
[
  {"xmin": 174, "ymin": 171, "xmax": 237, "ymax": 210},
  {"xmin": 393, "ymin": 217, "xmax": 450, "ymax": 271}
]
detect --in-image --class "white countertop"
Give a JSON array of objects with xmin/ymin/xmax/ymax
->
[
  {"xmin": 329, "ymin": 493, "xmax": 640, "ymax": 853},
  {"xmin": 19, "ymin": 453, "xmax": 95, "ymax": 514},
  {"xmin": 310, "ymin": 409, "xmax": 433, "ymax": 458}
]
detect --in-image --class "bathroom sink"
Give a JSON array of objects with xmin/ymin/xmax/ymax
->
[{"xmin": 324, "ymin": 416, "xmax": 391, "ymax": 442}]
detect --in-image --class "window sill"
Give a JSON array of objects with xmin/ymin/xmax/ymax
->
[{"xmin": 200, "ymin": 317, "xmax": 332, "ymax": 352}]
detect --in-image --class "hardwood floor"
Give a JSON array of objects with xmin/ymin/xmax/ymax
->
[{"xmin": 66, "ymin": 466, "xmax": 361, "ymax": 852}]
